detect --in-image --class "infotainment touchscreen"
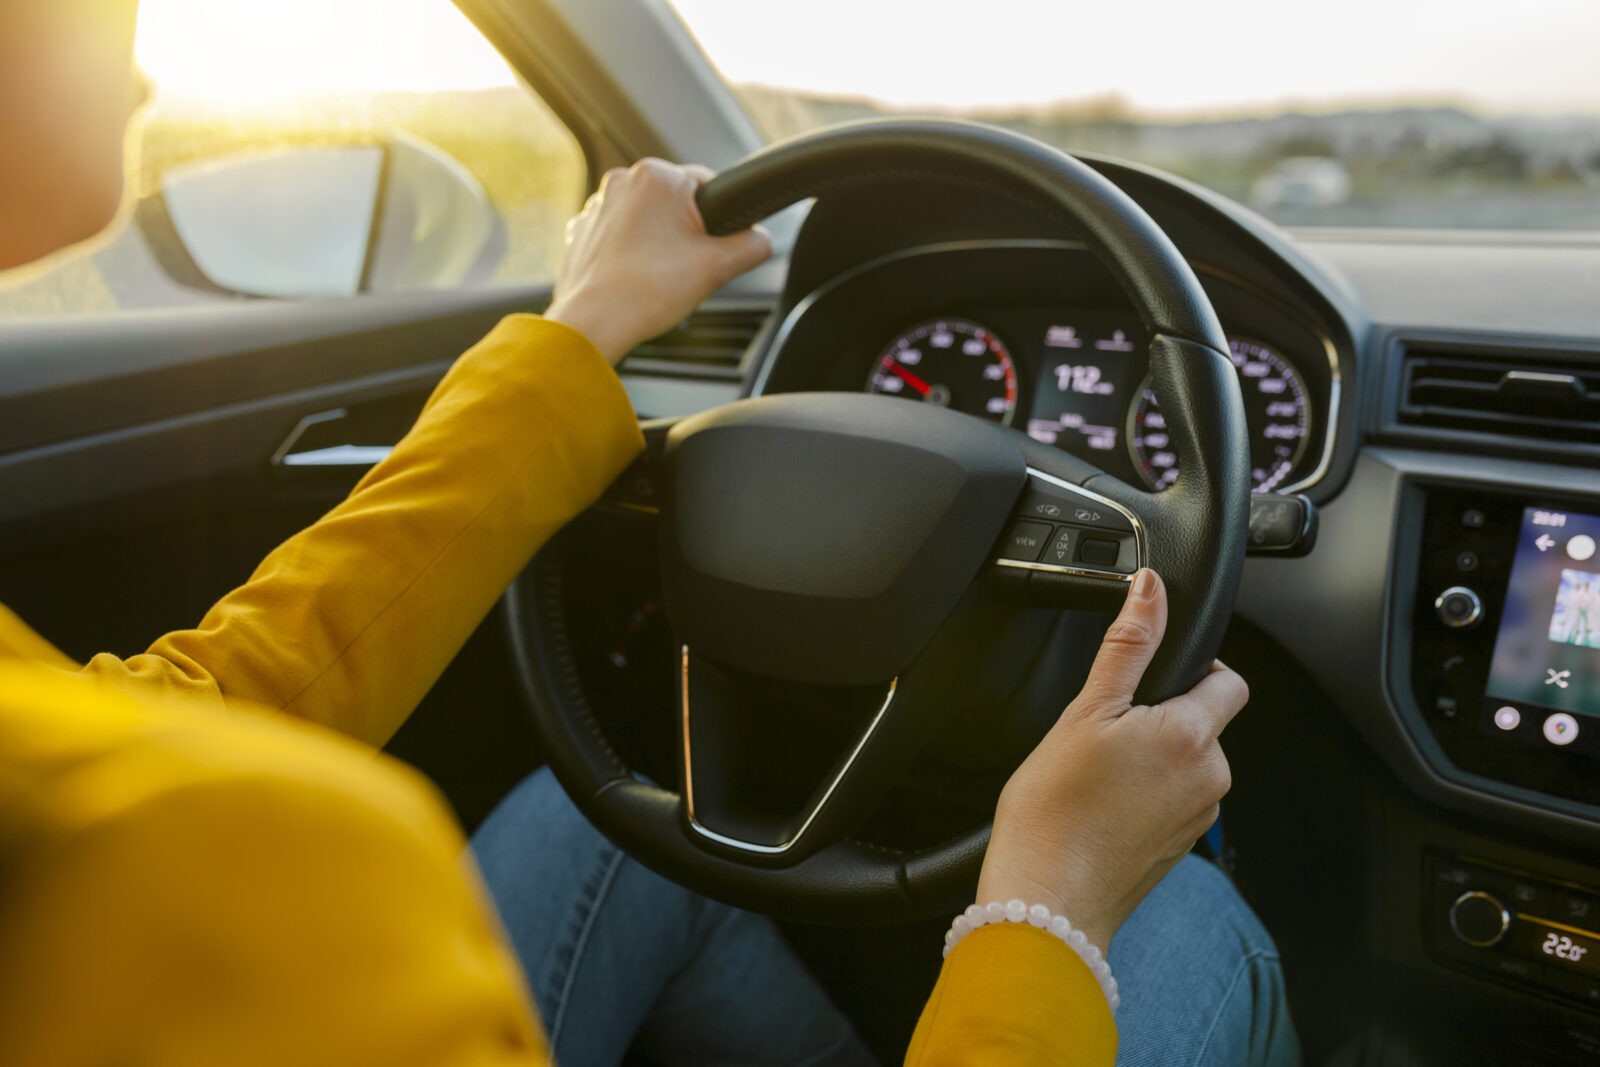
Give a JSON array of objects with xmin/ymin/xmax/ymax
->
[{"xmin": 1485, "ymin": 507, "xmax": 1600, "ymax": 719}]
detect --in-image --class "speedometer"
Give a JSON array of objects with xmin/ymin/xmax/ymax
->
[
  {"xmin": 1128, "ymin": 336, "xmax": 1310, "ymax": 493},
  {"xmin": 866, "ymin": 318, "xmax": 1018, "ymax": 426}
]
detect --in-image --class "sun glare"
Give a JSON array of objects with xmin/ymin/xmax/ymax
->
[{"xmin": 134, "ymin": 0, "xmax": 517, "ymax": 108}]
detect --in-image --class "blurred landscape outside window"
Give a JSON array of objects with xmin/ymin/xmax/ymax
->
[
  {"xmin": 0, "ymin": 0, "xmax": 583, "ymax": 319},
  {"xmin": 674, "ymin": 0, "xmax": 1600, "ymax": 233}
]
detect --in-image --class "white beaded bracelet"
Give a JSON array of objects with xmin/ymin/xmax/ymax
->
[{"xmin": 942, "ymin": 899, "xmax": 1119, "ymax": 1015}]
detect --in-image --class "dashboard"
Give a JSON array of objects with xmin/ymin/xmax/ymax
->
[{"xmin": 754, "ymin": 240, "xmax": 1340, "ymax": 496}]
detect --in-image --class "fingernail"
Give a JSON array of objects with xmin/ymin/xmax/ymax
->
[{"xmin": 1129, "ymin": 568, "xmax": 1156, "ymax": 602}]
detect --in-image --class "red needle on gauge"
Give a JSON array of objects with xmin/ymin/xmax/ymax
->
[{"xmin": 886, "ymin": 361, "xmax": 932, "ymax": 397}]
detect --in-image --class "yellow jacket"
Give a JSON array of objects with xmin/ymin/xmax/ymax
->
[{"xmin": 0, "ymin": 315, "xmax": 1114, "ymax": 1065}]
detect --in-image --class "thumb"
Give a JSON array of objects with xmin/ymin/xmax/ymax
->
[{"xmin": 1076, "ymin": 568, "xmax": 1169, "ymax": 713}]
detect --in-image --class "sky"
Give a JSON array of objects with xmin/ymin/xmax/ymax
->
[
  {"xmin": 671, "ymin": 0, "xmax": 1600, "ymax": 116},
  {"xmin": 131, "ymin": 0, "xmax": 1600, "ymax": 116}
]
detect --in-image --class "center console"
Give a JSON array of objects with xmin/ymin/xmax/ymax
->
[
  {"xmin": 1402, "ymin": 485, "xmax": 1600, "ymax": 1016},
  {"xmin": 1410, "ymin": 486, "xmax": 1600, "ymax": 809}
]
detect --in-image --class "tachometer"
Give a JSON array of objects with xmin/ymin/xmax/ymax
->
[
  {"xmin": 866, "ymin": 318, "xmax": 1018, "ymax": 426},
  {"xmin": 1128, "ymin": 336, "xmax": 1311, "ymax": 493}
]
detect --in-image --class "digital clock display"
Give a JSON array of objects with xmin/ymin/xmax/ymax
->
[{"xmin": 1510, "ymin": 917, "xmax": 1600, "ymax": 979}]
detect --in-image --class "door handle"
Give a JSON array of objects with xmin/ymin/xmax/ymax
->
[{"xmin": 271, "ymin": 408, "xmax": 392, "ymax": 471}]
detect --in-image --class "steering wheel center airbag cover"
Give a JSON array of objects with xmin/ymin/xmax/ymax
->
[{"xmin": 661, "ymin": 392, "xmax": 1025, "ymax": 685}]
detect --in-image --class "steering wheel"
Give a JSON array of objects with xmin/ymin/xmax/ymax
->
[{"xmin": 507, "ymin": 119, "xmax": 1250, "ymax": 925}]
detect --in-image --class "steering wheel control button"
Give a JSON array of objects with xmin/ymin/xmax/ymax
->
[
  {"xmin": 1494, "ymin": 706, "xmax": 1522, "ymax": 731},
  {"xmin": 1449, "ymin": 891, "xmax": 1511, "ymax": 948},
  {"xmin": 1245, "ymin": 494, "xmax": 1317, "ymax": 556},
  {"xmin": 604, "ymin": 466, "xmax": 662, "ymax": 513},
  {"xmin": 998, "ymin": 472, "xmax": 1145, "ymax": 588},
  {"xmin": 998, "ymin": 521, "xmax": 1052, "ymax": 562},
  {"xmin": 1544, "ymin": 713, "xmax": 1580, "ymax": 747},
  {"xmin": 1045, "ymin": 527, "xmax": 1077, "ymax": 565},
  {"xmin": 1435, "ymin": 586, "xmax": 1483, "ymax": 629},
  {"xmin": 1017, "ymin": 484, "xmax": 1133, "ymax": 533},
  {"xmin": 598, "ymin": 423, "xmax": 671, "ymax": 516},
  {"xmin": 1079, "ymin": 538, "xmax": 1121, "ymax": 567}
]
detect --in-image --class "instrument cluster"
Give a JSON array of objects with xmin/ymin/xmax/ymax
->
[
  {"xmin": 867, "ymin": 310, "xmax": 1314, "ymax": 493},
  {"xmin": 757, "ymin": 242, "xmax": 1339, "ymax": 496}
]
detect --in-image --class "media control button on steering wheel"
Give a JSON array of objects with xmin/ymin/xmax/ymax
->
[{"xmin": 994, "ymin": 468, "xmax": 1146, "ymax": 582}]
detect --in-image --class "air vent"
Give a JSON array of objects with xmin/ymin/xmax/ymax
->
[
  {"xmin": 1397, "ymin": 344, "xmax": 1600, "ymax": 445},
  {"xmin": 620, "ymin": 305, "xmax": 770, "ymax": 382}
]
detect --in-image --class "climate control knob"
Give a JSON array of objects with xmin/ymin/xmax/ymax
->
[
  {"xmin": 1436, "ymin": 586, "xmax": 1483, "ymax": 629},
  {"xmin": 1449, "ymin": 890, "xmax": 1510, "ymax": 948}
]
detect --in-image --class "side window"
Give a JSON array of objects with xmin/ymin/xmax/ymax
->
[{"xmin": 0, "ymin": 0, "xmax": 584, "ymax": 318}]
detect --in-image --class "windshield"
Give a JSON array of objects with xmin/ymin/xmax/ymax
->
[{"xmin": 672, "ymin": 0, "xmax": 1600, "ymax": 232}]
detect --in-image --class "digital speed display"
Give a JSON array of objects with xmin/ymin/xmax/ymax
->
[{"xmin": 1024, "ymin": 319, "xmax": 1141, "ymax": 455}]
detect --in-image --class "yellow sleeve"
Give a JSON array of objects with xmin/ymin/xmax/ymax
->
[
  {"xmin": 0, "ymin": 680, "xmax": 549, "ymax": 1067},
  {"xmin": 78, "ymin": 314, "xmax": 644, "ymax": 746},
  {"xmin": 904, "ymin": 924, "xmax": 1117, "ymax": 1066}
]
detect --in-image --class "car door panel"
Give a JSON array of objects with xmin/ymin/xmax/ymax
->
[{"xmin": 0, "ymin": 284, "xmax": 552, "ymax": 825}]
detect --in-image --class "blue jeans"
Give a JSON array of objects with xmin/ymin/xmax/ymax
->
[{"xmin": 472, "ymin": 769, "xmax": 1297, "ymax": 1067}]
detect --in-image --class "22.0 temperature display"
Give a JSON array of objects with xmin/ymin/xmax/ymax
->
[{"xmin": 1129, "ymin": 336, "xmax": 1311, "ymax": 493}]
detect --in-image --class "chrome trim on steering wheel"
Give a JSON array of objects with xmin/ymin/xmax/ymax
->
[{"xmin": 679, "ymin": 645, "xmax": 898, "ymax": 856}]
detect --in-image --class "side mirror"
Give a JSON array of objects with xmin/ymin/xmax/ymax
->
[{"xmin": 145, "ymin": 133, "xmax": 500, "ymax": 299}]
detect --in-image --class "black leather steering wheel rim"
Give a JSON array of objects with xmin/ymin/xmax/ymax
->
[{"xmin": 507, "ymin": 118, "xmax": 1251, "ymax": 924}]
